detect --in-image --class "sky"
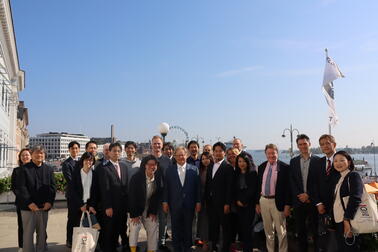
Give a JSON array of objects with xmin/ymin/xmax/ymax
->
[{"xmin": 11, "ymin": 0, "xmax": 378, "ymax": 150}]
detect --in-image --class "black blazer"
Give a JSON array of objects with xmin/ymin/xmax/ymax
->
[
  {"xmin": 92, "ymin": 159, "xmax": 109, "ymax": 210},
  {"xmin": 234, "ymin": 170, "xmax": 258, "ymax": 207},
  {"xmin": 67, "ymin": 167, "xmax": 97, "ymax": 211},
  {"xmin": 11, "ymin": 166, "xmax": 23, "ymax": 206},
  {"xmin": 99, "ymin": 161, "xmax": 128, "ymax": 211},
  {"xmin": 128, "ymin": 169, "xmax": 163, "ymax": 218},
  {"xmin": 62, "ymin": 157, "xmax": 78, "ymax": 197},
  {"xmin": 289, "ymin": 155, "xmax": 320, "ymax": 207},
  {"xmin": 257, "ymin": 160, "xmax": 291, "ymax": 211},
  {"xmin": 15, "ymin": 162, "xmax": 56, "ymax": 210},
  {"xmin": 335, "ymin": 171, "xmax": 363, "ymax": 221},
  {"xmin": 309, "ymin": 156, "xmax": 340, "ymax": 212},
  {"xmin": 205, "ymin": 160, "xmax": 234, "ymax": 208},
  {"xmin": 163, "ymin": 163, "xmax": 201, "ymax": 211}
]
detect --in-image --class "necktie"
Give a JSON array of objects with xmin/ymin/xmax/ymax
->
[
  {"xmin": 264, "ymin": 165, "xmax": 273, "ymax": 196},
  {"xmin": 114, "ymin": 163, "xmax": 121, "ymax": 179},
  {"xmin": 179, "ymin": 166, "xmax": 185, "ymax": 186},
  {"xmin": 326, "ymin": 159, "xmax": 331, "ymax": 176}
]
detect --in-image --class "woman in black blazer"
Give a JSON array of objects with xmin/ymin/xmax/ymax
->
[
  {"xmin": 68, "ymin": 152, "xmax": 97, "ymax": 228},
  {"xmin": 332, "ymin": 151, "xmax": 363, "ymax": 252},
  {"xmin": 234, "ymin": 152, "xmax": 258, "ymax": 252},
  {"xmin": 11, "ymin": 148, "xmax": 32, "ymax": 252},
  {"xmin": 128, "ymin": 155, "xmax": 163, "ymax": 252}
]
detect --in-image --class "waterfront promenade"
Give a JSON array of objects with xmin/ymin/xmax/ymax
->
[{"xmin": 0, "ymin": 201, "xmax": 148, "ymax": 252}]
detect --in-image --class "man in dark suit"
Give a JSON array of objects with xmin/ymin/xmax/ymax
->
[
  {"xmin": 256, "ymin": 144, "xmax": 291, "ymax": 252},
  {"xmin": 163, "ymin": 147, "xmax": 201, "ymax": 252},
  {"xmin": 98, "ymin": 142, "xmax": 129, "ymax": 252},
  {"xmin": 309, "ymin": 134, "xmax": 340, "ymax": 251},
  {"xmin": 205, "ymin": 142, "xmax": 234, "ymax": 252},
  {"xmin": 61, "ymin": 141, "xmax": 80, "ymax": 248},
  {"xmin": 289, "ymin": 134, "xmax": 321, "ymax": 252}
]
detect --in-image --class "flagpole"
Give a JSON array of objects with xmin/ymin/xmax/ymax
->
[{"xmin": 325, "ymin": 48, "xmax": 332, "ymax": 135}]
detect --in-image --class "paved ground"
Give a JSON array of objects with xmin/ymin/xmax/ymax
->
[{"xmin": 0, "ymin": 201, "xmax": 149, "ymax": 252}]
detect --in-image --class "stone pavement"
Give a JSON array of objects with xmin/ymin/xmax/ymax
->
[{"xmin": 0, "ymin": 201, "xmax": 148, "ymax": 252}]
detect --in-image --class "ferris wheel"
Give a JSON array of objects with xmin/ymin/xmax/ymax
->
[{"xmin": 166, "ymin": 125, "xmax": 189, "ymax": 146}]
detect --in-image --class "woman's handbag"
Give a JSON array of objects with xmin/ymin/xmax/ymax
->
[
  {"xmin": 72, "ymin": 211, "xmax": 99, "ymax": 252},
  {"xmin": 341, "ymin": 178, "xmax": 378, "ymax": 234}
]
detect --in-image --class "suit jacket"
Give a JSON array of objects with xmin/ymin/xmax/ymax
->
[
  {"xmin": 11, "ymin": 166, "xmax": 23, "ymax": 206},
  {"xmin": 99, "ymin": 160, "xmax": 128, "ymax": 211},
  {"xmin": 335, "ymin": 171, "xmax": 363, "ymax": 221},
  {"xmin": 205, "ymin": 160, "xmax": 234, "ymax": 208},
  {"xmin": 309, "ymin": 156, "xmax": 340, "ymax": 212},
  {"xmin": 67, "ymin": 167, "xmax": 97, "ymax": 211},
  {"xmin": 129, "ymin": 169, "xmax": 163, "ymax": 218},
  {"xmin": 62, "ymin": 157, "xmax": 78, "ymax": 197},
  {"xmin": 234, "ymin": 170, "xmax": 258, "ymax": 207},
  {"xmin": 289, "ymin": 155, "xmax": 320, "ymax": 207},
  {"xmin": 92, "ymin": 158, "xmax": 109, "ymax": 210},
  {"xmin": 257, "ymin": 160, "xmax": 291, "ymax": 211},
  {"xmin": 15, "ymin": 162, "xmax": 56, "ymax": 210},
  {"xmin": 163, "ymin": 163, "xmax": 201, "ymax": 211}
]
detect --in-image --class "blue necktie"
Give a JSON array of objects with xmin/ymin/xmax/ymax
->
[{"xmin": 265, "ymin": 165, "xmax": 272, "ymax": 196}]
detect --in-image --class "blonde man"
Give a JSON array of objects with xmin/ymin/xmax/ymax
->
[{"xmin": 256, "ymin": 144, "xmax": 291, "ymax": 252}]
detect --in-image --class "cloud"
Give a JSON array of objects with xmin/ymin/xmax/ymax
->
[{"xmin": 216, "ymin": 65, "xmax": 263, "ymax": 78}]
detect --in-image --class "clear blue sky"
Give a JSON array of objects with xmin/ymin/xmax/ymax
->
[{"xmin": 11, "ymin": 0, "xmax": 378, "ymax": 150}]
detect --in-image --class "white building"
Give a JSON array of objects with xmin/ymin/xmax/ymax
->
[
  {"xmin": 0, "ymin": 0, "xmax": 26, "ymax": 177},
  {"xmin": 30, "ymin": 132, "xmax": 90, "ymax": 160}
]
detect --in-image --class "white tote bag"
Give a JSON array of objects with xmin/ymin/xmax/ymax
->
[
  {"xmin": 72, "ymin": 211, "xmax": 99, "ymax": 252},
  {"xmin": 342, "ymin": 178, "xmax": 378, "ymax": 234}
]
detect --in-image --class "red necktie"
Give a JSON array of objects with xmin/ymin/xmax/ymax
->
[{"xmin": 326, "ymin": 159, "xmax": 331, "ymax": 176}]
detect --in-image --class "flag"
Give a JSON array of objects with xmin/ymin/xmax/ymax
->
[{"xmin": 322, "ymin": 51, "xmax": 344, "ymax": 127}]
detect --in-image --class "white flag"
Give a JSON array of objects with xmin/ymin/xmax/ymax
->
[{"xmin": 322, "ymin": 53, "xmax": 344, "ymax": 127}]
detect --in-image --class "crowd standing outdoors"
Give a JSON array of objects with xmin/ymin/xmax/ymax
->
[{"xmin": 10, "ymin": 134, "xmax": 366, "ymax": 252}]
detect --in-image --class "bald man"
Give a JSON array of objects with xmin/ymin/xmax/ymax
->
[{"xmin": 232, "ymin": 138, "xmax": 256, "ymax": 170}]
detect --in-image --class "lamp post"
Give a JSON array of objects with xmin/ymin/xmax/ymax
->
[
  {"xmin": 282, "ymin": 124, "xmax": 300, "ymax": 158},
  {"xmin": 159, "ymin": 122, "xmax": 170, "ymax": 143},
  {"xmin": 371, "ymin": 140, "xmax": 376, "ymax": 176}
]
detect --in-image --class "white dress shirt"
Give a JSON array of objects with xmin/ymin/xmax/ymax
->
[
  {"xmin": 81, "ymin": 168, "xmax": 93, "ymax": 203},
  {"xmin": 212, "ymin": 159, "xmax": 224, "ymax": 178},
  {"xmin": 177, "ymin": 163, "xmax": 187, "ymax": 186}
]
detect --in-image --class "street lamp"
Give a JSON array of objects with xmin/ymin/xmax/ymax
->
[
  {"xmin": 371, "ymin": 140, "xmax": 376, "ymax": 176},
  {"xmin": 282, "ymin": 124, "xmax": 300, "ymax": 158},
  {"xmin": 159, "ymin": 122, "xmax": 170, "ymax": 143}
]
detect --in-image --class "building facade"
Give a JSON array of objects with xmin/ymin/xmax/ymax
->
[
  {"xmin": 30, "ymin": 132, "xmax": 90, "ymax": 160},
  {"xmin": 0, "ymin": 0, "xmax": 26, "ymax": 177}
]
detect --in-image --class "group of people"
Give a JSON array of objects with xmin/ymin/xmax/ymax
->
[{"xmin": 10, "ymin": 134, "xmax": 364, "ymax": 252}]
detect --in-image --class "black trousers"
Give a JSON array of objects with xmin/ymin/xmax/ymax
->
[
  {"xmin": 16, "ymin": 206, "xmax": 23, "ymax": 248},
  {"xmin": 66, "ymin": 200, "xmax": 78, "ymax": 244},
  {"xmin": 207, "ymin": 202, "xmax": 231, "ymax": 252},
  {"xmin": 237, "ymin": 206, "xmax": 255, "ymax": 252},
  {"xmin": 100, "ymin": 208, "xmax": 128, "ymax": 252},
  {"xmin": 335, "ymin": 222, "xmax": 359, "ymax": 252},
  {"xmin": 171, "ymin": 207, "xmax": 195, "ymax": 252},
  {"xmin": 293, "ymin": 203, "xmax": 319, "ymax": 252}
]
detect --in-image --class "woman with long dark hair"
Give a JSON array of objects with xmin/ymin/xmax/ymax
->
[
  {"xmin": 332, "ymin": 150, "xmax": 363, "ymax": 252},
  {"xmin": 196, "ymin": 152, "xmax": 214, "ymax": 250},
  {"xmin": 11, "ymin": 148, "xmax": 32, "ymax": 252},
  {"xmin": 68, "ymin": 152, "xmax": 97, "ymax": 230},
  {"xmin": 234, "ymin": 152, "xmax": 258, "ymax": 252},
  {"xmin": 128, "ymin": 155, "xmax": 163, "ymax": 252}
]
